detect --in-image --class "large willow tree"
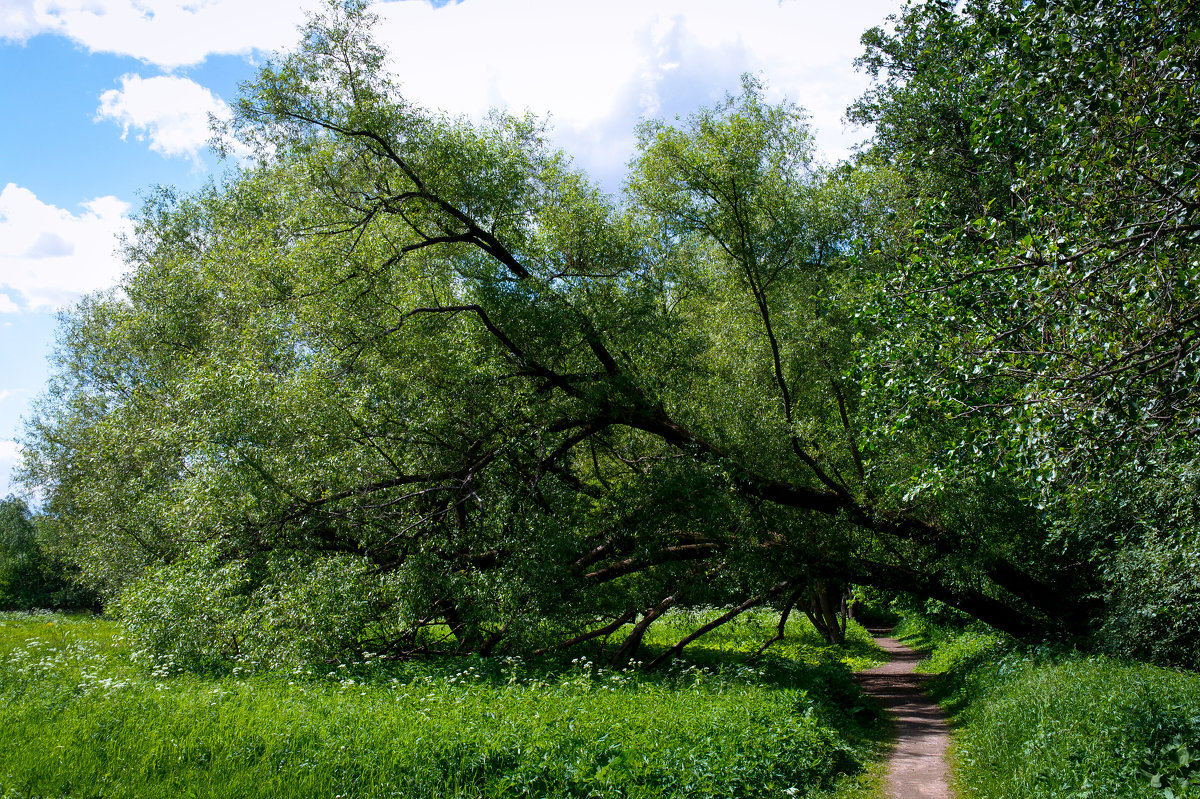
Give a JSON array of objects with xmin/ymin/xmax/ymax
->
[{"xmin": 24, "ymin": 0, "xmax": 1191, "ymax": 667}]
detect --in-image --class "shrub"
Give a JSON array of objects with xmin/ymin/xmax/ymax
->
[
  {"xmin": 1054, "ymin": 471, "xmax": 1200, "ymax": 670},
  {"xmin": 117, "ymin": 545, "xmax": 409, "ymax": 673}
]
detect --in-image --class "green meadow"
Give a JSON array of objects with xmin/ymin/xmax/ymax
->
[{"xmin": 0, "ymin": 610, "xmax": 888, "ymax": 799}]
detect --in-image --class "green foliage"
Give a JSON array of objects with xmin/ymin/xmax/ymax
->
[
  {"xmin": 0, "ymin": 497, "xmax": 93, "ymax": 611},
  {"xmin": 1058, "ymin": 472, "xmax": 1200, "ymax": 669},
  {"xmin": 1146, "ymin": 736, "xmax": 1200, "ymax": 799},
  {"xmin": 117, "ymin": 546, "xmax": 423, "ymax": 673},
  {"xmin": 854, "ymin": 0, "xmax": 1200, "ymax": 488},
  {"xmin": 20, "ymin": 0, "xmax": 1198, "ymax": 664},
  {"xmin": 0, "ymin": 612, "xmax": 884, "ymax": 799},
  {"xmin": 840, "ymin": 0, "xmax": 1200, "ymax": 658},
  {"xmin": 0, "ymin": 498, "xmax": 41, "ymax": 610},
  {"xmin": 18, "ymin": 1, "xmax": 926, "ymax": 664}
]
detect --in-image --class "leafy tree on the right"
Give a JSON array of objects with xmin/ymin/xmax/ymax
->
[{"xmin": 851, "ymin": 0, "xmax": 1200, "ymax": 664}]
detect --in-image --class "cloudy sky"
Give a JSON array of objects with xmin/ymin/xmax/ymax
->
[{"xmin": 0, "ymin": 0, "xmax": 900, "ymax": 498}]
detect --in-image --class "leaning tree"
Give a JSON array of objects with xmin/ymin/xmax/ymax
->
[{"xmin": 26, "ymin": 0, "xmax": 1190, "ymax": 667}]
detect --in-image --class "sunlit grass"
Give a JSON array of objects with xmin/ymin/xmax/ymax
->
[
  {"xmin": 0, "ymin": 610, "xmax": 888, "ymax": 799},
  {"xmin": 639, "ymin": 606, "xmax": 887, "ymax": 672},
  {"xmin": 951, "ymin": 657, "xmax": 1200, "ymax": 798}
]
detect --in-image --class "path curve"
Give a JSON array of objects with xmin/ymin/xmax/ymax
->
[{"xmin": 855, "ymin": 630, "xmax": 954, "ymax": 799}]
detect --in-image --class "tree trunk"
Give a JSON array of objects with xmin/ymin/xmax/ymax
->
[
  {"xmin": 609, "ymin": 594, "xmax": 676, "ymax": 667},
  {"xmin": 803, "ymin": 579, "xmax": 848, "ymax": 646}
]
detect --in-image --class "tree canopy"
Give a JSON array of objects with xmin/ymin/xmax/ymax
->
[{"xmin": 20, "ymin": 0, "xmax": 1200, "ymax": 669}]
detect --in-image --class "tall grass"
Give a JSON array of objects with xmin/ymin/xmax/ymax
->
[
  {"xmin": 895, "ymin": 614, "xmax": 1200, "ymax": 799},
  {"xmin": 0, "ymin": 610, "xmax": 887, "ymax": 799}
]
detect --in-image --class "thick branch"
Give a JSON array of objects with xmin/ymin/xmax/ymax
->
[
  {"xmin": 532, "ymin": 608, "xmax": 638, "ymax": 656},
  {"xmin": 584, "ymin": 543, "xmax": 719, "ymax": 583},
  {"xmin": 609, "ymin": 593, "xmax": 677, "ymax": 667},
  {"xmin": 625, "ymin": 409, "xmax": 846, "ymax": 515}
]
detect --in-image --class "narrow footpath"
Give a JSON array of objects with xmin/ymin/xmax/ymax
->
[{"xmin": 855, "ymin": 631, "xmax": 955, "ymax": 799}]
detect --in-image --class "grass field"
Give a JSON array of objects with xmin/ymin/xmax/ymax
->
[
  {"xmin": 894, "ymin": 615, "xmax": 1200, "ymax": 799},
  {"xmin": 0, "ymin": 609, "xmax": 888, "ymax": 799}
]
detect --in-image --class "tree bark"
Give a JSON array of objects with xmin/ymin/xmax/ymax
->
[{"xmin": 609, "ymin": 594, "xmax": 677, "ymax": 667}]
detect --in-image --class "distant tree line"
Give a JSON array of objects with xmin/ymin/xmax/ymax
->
[{"xmin": 0, "ymin": 496, "xmax": 96, "ymax": 611}]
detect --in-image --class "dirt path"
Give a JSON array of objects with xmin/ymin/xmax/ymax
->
[{"xmin": 855, "ymin": 631, "xmax": 954, "ymax": 799}]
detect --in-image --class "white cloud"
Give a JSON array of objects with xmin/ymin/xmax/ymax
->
[
  {"xmin": 9, "ymin": 0, "xmax": 897, "ymax": 174},
  {"xmin": 372, "ymin": 0, "xmax": 898, "ymax": 181},
  {"xmin": 96, "ymin": 74, "xmax": 232, "ymax": 164},
  {"xmin": 0, "ymin": 0, "xmax": 39, "ymax": 41},
  {"xmin": 377, "ymin": 1, "xmax": 881, "ymax": 124},
  {"xmin": 1, "ymin": 0, "xmax": 314, "ymax": 69},
  {"xmin": 0, "ymin": 184, "xmax": 133, "ymax": 312},
  {"xmin": 0, "ymin": 294, "xmax": 19, "ymax": 314}
]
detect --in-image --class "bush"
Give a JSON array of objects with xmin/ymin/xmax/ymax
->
[
  {"xmin": 117, "ymin": 545, "xmax": 410, "ymax": 673},
  {"xmin": 1052, "ymin": 471, "xmax": 1200, "ymax": 669},
  {"xmin": 1096, "ymin": 476, "xmax": 1200, "ymax": 670}
]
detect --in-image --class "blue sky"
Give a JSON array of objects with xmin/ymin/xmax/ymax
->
[{"xmin": 0, "ymin": 0, "xmax": 899, "ymax": 499}]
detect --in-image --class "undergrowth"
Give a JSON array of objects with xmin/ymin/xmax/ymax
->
[
  {"xmin": 895, "ymin": 612, "xmax": 1200, "ymax": 799},
  {"xmin": 0, "ymin": 609, "xmax": 887, "ymax": 799}
]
